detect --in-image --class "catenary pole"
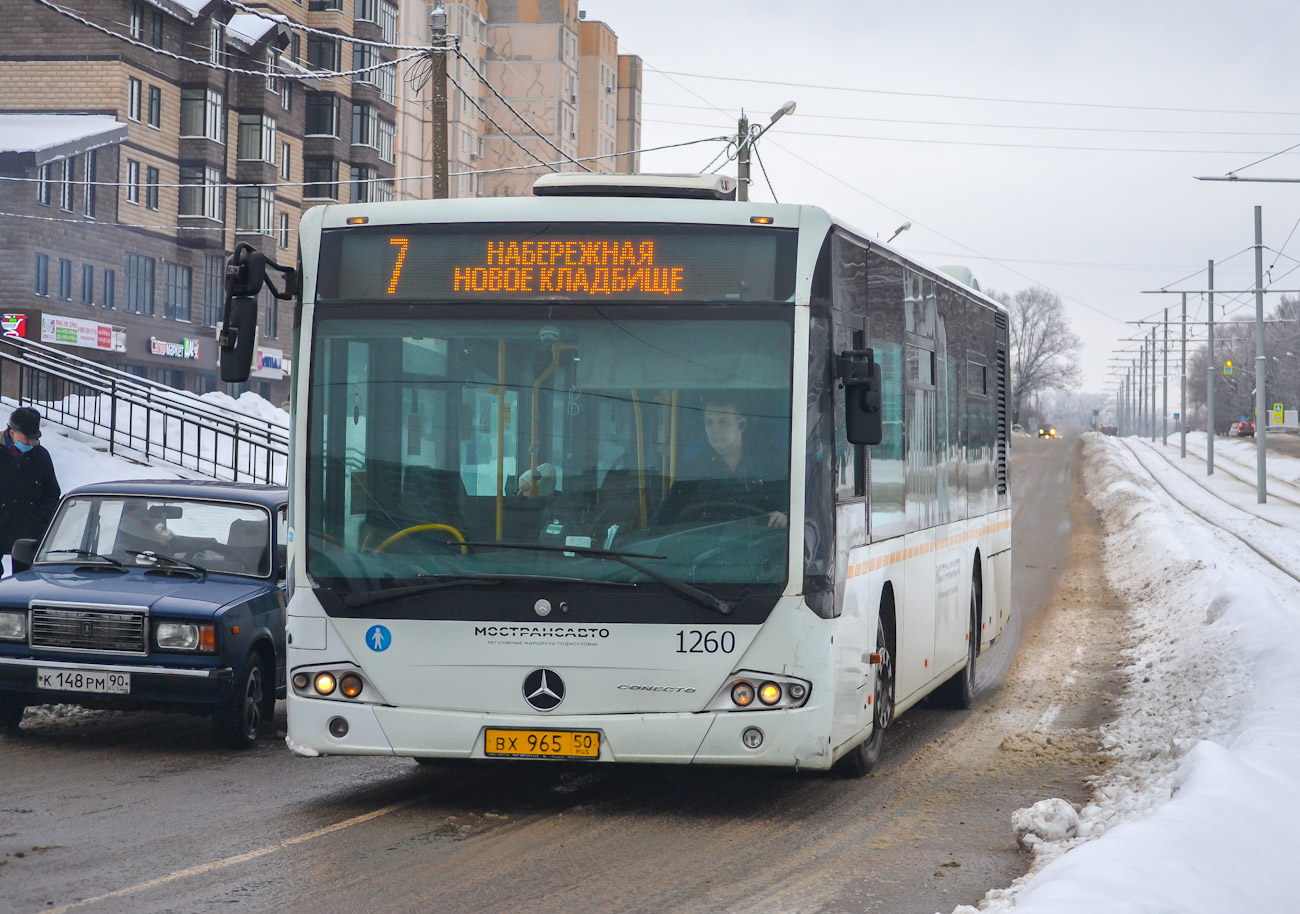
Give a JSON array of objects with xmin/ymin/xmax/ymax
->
[
  {"xmin": 1180, "ymin": 293, "xmax": 1187, "ymax": 458},
  {"xmin": 1207, "ymin": 260, "xmax": 1215, "ymax": 475},
  {"xmin": 1163, "ymin": 307, "xmax": 1169, "ymax": 446},
  {"xmin": 1255, "ymin": 205, "xmax": 1267, "ymax": 503}
]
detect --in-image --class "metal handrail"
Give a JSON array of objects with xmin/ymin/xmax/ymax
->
[{"xmin": 0, "ymin": 334, "xmax": 288, "ymax": 484}]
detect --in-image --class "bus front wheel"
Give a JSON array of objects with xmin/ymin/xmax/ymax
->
[{"xmin": 834, "ymin": 620, "xmax": 894, "ymax": 778}]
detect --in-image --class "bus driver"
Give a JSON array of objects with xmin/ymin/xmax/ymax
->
[{"xmin": 658, "ymin": 395, "xmax": 788, "ymax": 529}]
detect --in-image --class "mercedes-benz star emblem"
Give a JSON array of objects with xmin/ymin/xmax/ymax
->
[{"xmin": 523, "ymin": 668, "xmax": 565, "ymax": 711}]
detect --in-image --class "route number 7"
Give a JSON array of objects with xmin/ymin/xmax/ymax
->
[{"xmin": 387, "ymin": 237, "xmax": 409, "ymax": 294}]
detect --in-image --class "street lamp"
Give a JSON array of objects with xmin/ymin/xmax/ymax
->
[
  {"xmin": 886, "ymin": 221, "xmax": 912, "ymax": 244},
  {"xmin": 736, "ymin": 101, "xmax": 796, "ymax": 202}
]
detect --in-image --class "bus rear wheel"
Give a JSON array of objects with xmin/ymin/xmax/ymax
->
[{"xmin": 834, "ymin": 622, "xmax": 894, "ymax": 778}]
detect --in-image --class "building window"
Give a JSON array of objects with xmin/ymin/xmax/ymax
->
[
  {"xmin": 307, "ymin": 35, "xmax": 340, "ymax": 72},
  {"xmin": 352, "ymin": 104, "xmax": 377, "ymax": 148},
  {"xmin": 280, "ymin": 142, "xmax": 291, "ymax": 180},
  {"xmin": 210, "ymin": 21, "xmax": 225, "ymax": 65},
  {"xmin": 374, "ymin": 180, "xmax": 393, "ymax": 202},
  {"xmin": 58, "ymin": 259, "xmax": 73, "ymax": 300},
  {"xmin": 355, "ymin": 0, "xmax": 377, "ymax": 22},
  {"xmin": 147, "ymin": 85, "xmax": 162, "ymax": 128},
  {"xmin": 83, "ymin": 149, "xmax": 97, "ymax": 218},
  {"xmin": 103, "ymin": 268, "xmax": 115, "ymax": 308},
  {"xmin": 180, "ymin": 88, "xmax": 224, "ymax": 142},
  {"xmin": 266, "ymin": 49, "xmax": 279, "ymax": 93},
  {"xmin": 128, "ymin": 77, "xmax": 142, "ymax": 121},
  {"xmin": 145, "ymin": 166, "xmax": 160, "ymax": 210},
  {"xmin": 124, "ymin": 253, "xmax": 155, "ymax": 315},
  {"xmin": 34, "ymin": 254, "xmax": 49, "ymax": 296},
  {"xmin": 378, "ymin": 119, "xmax": 395, "ymax": 164},
  {"xmin": 278, "ymin": 211, "xmax": 290, "ymax": 249},
  {"xmin": 379, "ymin": 1, "xmax": 398, "ymax": 44},
  {"xmin": 202, "ymin": 253, "xmax": 223, "ymax": 327},
  {"xmin": 235, "ymin": 186, "xmax": 275, "ymax": 234},
  {"xmin": 60, "ymin": 157, "xmax": 76, "ymax": 211},
  {"xmin": 290, "ymin": 32, "xmax": 301, "ymax": 63},
  {"xmin": 305, "ymin": 92, "xmax": 339, "ymax": 136},
  {"xmin": 280, "ymin": 78, "xmax": 292, "ymax": 112},
  {"xmin": 237, "ymin": 114, "xmax": 277, "ymax": 163},
  {"xmin": 126, "ymin": 160, "xmax": 140, "ymax": 204},
  {"xmin": 130, "ymin": 2, "xmax": 144, "ymax": 39},
  {"xmin": 150, "ymin": 11, "xmax": 164, "ymax": 48},
  {"xmin": 264, "ymin": 288, "xmax": 278, "ymax": 338},
  {"xmin": 304, "ymin": 157, "xmax": 338, "ymax": 199},
  {"xmin": 180, "ymin": 166, "xmax": 223, "ymax": 219},
  {"xmin": 81, "ymin": 264, "xmax": 95, "ymax": 304},
  {"xmin": 36, "ymin": 163, "xmax": 52, "ymax": 206},
  {"xmin": 309, "ymin": 0, "xmax": 342, "ymax": 9},
  {"xmin": 164, "ymin": 263, "xmax": 192, "ymax": 321}
]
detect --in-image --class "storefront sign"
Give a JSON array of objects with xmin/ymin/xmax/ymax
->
[
  {"xmin": 150, "ymin": 337, "xmax": 201, "ymax": 360},
  {"xmin": 42, "ymin": 315, "xmax": 124, "ymax": 352},
  {"xmin": 1, "ymin": 313, "xmax": 30, "ymax": 339},
  {"xmin": 251, "ymin": 346, "xmax": 284, "ymax": 379}
]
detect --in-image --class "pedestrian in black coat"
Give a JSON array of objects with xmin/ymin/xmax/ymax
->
[{"xmin": 0, "ymin": 407, "xmax": 61, "ymax": 573}]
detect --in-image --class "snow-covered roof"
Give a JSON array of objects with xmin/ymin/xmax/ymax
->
[
  {"xmin": 279, "ymin": 56, "xmax": 321, "ymax": 90},
  {"xmin": 0, "ymin": 114, "xmax": 127, "ymax": 170},
  {"xmin": 226, "ymin": 11, "xmax": 290, "ymax": 51},
  {"xmin": 139, "ymin": 0, "xmax": 221, "ymax": 23}
]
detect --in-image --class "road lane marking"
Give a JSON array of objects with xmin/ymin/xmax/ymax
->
[{"xmin": 40, "ymin": 798, "xmax": 419, "ymax": 914}]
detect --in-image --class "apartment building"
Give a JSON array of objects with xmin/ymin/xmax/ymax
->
[
  {"xmin": 0, "ymin": 0, "xmax": 399, "ymax": 402},
  {"xmin": 394, "ymin": 0, "xmax": 642, "ymax": 200}
]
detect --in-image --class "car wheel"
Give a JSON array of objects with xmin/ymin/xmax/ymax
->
[
  {"xmin": 214, "ymin": 655, "xmax": 268, "ymax": 749},
  {"xmin": 0, "ymin": 695, "xmax": 26, "ymax": 730}
]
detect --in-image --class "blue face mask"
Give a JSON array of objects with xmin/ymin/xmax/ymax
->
[{"xmin": 13, "ymin": 440, "xmax": 34, "ymax": 453}]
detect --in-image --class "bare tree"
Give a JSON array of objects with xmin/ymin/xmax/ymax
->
[{"xmin": 990, "ymin": 287, "xmax": 1082, "ymax": 425}]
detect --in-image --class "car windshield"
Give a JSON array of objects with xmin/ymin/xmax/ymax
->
[
  {"xmin": 37, "ymin": 496, "xmax": 273, "ymax": 578},
  {"xmin": 306, "ymin": 307, "xmax": 794, "ymax": 600}
]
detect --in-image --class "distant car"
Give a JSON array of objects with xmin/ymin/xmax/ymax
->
[
  {"xmin": 1038, "ymin": 425, "xmax": 1058, "ymax": 439},
  {"xmin": 0, "ymin": 480, "xmax": 288, "ymax": 748},
  {"xmin": 1100, "ymin": 426, "xmax": 1118, "ymax": 437},
  {"xmin": 1229, "ymin": 421, "xmax": 1255, "ymax": 437},
  {"xmin": 1012, "ymin": 423, "xmax": 1024, "ymax": 434}
]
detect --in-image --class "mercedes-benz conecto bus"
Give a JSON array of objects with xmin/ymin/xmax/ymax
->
[{"xmin": 261, "ymin": 173, "xmax": 1010, "ymax": 775}]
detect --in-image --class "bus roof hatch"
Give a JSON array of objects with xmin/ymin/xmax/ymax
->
[{"xmin": 531, "ymin": 173, "xmax": 738, "ymax": 201}]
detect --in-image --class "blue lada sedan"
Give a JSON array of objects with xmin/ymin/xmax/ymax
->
[{"xmin": 0, "ymin": 480, "xmax": 288, "ymax": 748}]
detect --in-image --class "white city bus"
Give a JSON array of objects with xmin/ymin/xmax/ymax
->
[{"xmin": 275, "ymin": 174, "xmax": 1011, "ymax": 775}]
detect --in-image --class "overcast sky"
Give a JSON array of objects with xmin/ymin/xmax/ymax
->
[{"xmin": 577, "ymin": 0, "xmax": 1300, "ymax": 399}]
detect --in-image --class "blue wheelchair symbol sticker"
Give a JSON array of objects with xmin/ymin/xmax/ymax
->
[{"xmin": 365, "ymin": 624, "xmax": 392, "ymax": 652}]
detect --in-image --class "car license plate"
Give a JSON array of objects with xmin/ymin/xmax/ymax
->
[
  {"xmin": 484, "ymin": 728, "xmax": 599, "ymax": 759},
  {"xmin": 36, "ymin": 668, "xmax": 131, "ymax": 695}
]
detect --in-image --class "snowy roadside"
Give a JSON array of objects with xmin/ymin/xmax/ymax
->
[{"xmin": 954, "ymin": 433, "xmax": 1300, "ymax": 913}]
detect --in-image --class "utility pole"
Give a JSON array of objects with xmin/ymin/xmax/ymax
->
[
  {"xmin": 1163, "ymin": 307, "xmax": 1169, "ymax": 446},
  {"xmin": 1254, "ymin": 205, "xmax": 1267, "ymax": 503},
  {"xmin": 1139, "ymin": 339, "xmax": 1146, "ymax": 436},
  {"xmin": 1150, "ymin": 326, "xmax": 1157, "ymax": 441},
  {"xmin": 736, "ymin": 112, "xmax": 751, "ymax": 202},
  {"xmin": 429, "ymin": 2, "xmax": 449, "ymax": 199},
  {"xmin": 1180, "ymin": 293, "xmax": 1187, "ymax": 458},
  {"xmin": 1207, "ymin": 259, "xmax": 1215, "ymax": 475}
]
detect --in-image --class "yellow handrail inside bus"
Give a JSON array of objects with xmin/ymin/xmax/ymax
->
[
  {"xmin": 631, "ymin": 389, "xmax": 646, "ymax": 529},
  {"xmin": 495, "ymin": 339, "xmax": 505, "ymax": 540}
]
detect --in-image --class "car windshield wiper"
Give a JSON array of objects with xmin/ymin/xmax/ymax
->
[
  {"xmin": 456, "ymin": 540, "xmax": 732, "ymax": 616},
  {"xmin": 42, "ymin": 548, "xmax": 125, "ymax": 568},
  {"xmin": 126, "ymin": 550, "xmax": 209, "ymax": 575}
]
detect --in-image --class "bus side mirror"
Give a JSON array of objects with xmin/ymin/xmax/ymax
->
[
  {"xmin": 218, "ymin": 245, "xmax": 266, "ymax": 383},
  {"xmin": 837, "ymin": 349, "xmax": 883, "ymax": 446}
]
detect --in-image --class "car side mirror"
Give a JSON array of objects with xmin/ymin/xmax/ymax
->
[
  {"xmin": 11, "ymin": 539, "xmax": 38, "ymax": 567},
  {"xmin": 836, "ymin": 349, "xmax": 884, "ymax": 446}
]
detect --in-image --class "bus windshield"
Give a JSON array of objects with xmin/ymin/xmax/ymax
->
[{"xmin": 306, "ymin": 305, "xmax": 793, "ymax": 610}]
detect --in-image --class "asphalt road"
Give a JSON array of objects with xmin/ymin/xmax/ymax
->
[{"xmin": 0, "ymin": 436, "xmax": 1115, "ymax": 914}]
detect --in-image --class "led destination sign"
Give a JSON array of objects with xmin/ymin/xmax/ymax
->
[{"xmin": 317, "ymin": 223, "xmax": 795, "ymax": 304}]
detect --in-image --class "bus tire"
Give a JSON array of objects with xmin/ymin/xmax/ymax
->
[
  {"xmin": 935, "ymin": 580, "xmax": 979, "ymax": 709},
  {"xmin": 834, "ymin": 614, "xmax": 895, "ymax": 778}
]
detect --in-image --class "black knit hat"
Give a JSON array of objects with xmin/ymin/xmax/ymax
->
[{"xmin": 9, "ymin": 406, "xmax": 41, "ymax": 439}]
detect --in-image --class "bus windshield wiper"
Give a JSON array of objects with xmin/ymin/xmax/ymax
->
[
  {"xmin": 341, "ymin": 577, "xmax": 504, "ymax": 608},
  {"xmin": 126, "ymin": 550, "xmax": 208, "ymax": 574},
  {"xmin": 456, "ymin": 541, "xmax": 732, "ymax": 616},
  {"xmin": 340, "ymin": 573, "xmax": 636, "ymax": 608},
  {"xmin": 43, "ymin": 548, "xmax": 125, "ymax": 568}
]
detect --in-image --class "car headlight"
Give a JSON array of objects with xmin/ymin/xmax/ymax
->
[
  {"xmin": 0, "ymin": 611, "xmax": 26, "ymax": 642},
  {"xmin": 154, "ymin": 621, "xmax": 216, "ymax": 653}
]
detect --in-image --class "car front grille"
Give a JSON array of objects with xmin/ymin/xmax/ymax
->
[{"xmin": 30, "ymin": 606, "xmax": 147, "ymax": 654}]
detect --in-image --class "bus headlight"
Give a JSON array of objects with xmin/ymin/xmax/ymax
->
[
  {"xmin": 705, "ymin": 671, "xmax": 812, "ymax": 712},
  {"xmin": 291, "ymin": 665, "xmax": 382, "ymax": 704}
]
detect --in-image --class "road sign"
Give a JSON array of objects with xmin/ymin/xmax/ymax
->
[
  {"xmin": 1174, "ymin": 412, "xmax": 1180, "ymax": 420},
  {"xmin": 1224, "ymin": 359, "xmax": 1234, "ymax": 376},
  {"xmin": 1274, "ymin": 403, "xmax": 1285, "ymax": 425}
]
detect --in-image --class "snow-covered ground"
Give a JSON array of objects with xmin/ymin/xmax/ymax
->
[
  {"xmin": 958, "ymin": 431, "xmax": 1300, "ymax": 913},
  {"xmin": 6, "ymin": 409, "xmax": 1299, "ymax": 911}
]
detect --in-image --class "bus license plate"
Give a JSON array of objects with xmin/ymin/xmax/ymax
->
[
  {"xmin": 37, "ymin": 668, "xmax": 131, "ymax": 694},
  {"xmin": 484, "ymin": 728, "xmax": 599, "ymax": 759}
]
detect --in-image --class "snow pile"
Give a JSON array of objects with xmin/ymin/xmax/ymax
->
[{"xmin": 955, "ymin": 434, "xmax": 1300, "ymax": 913}]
